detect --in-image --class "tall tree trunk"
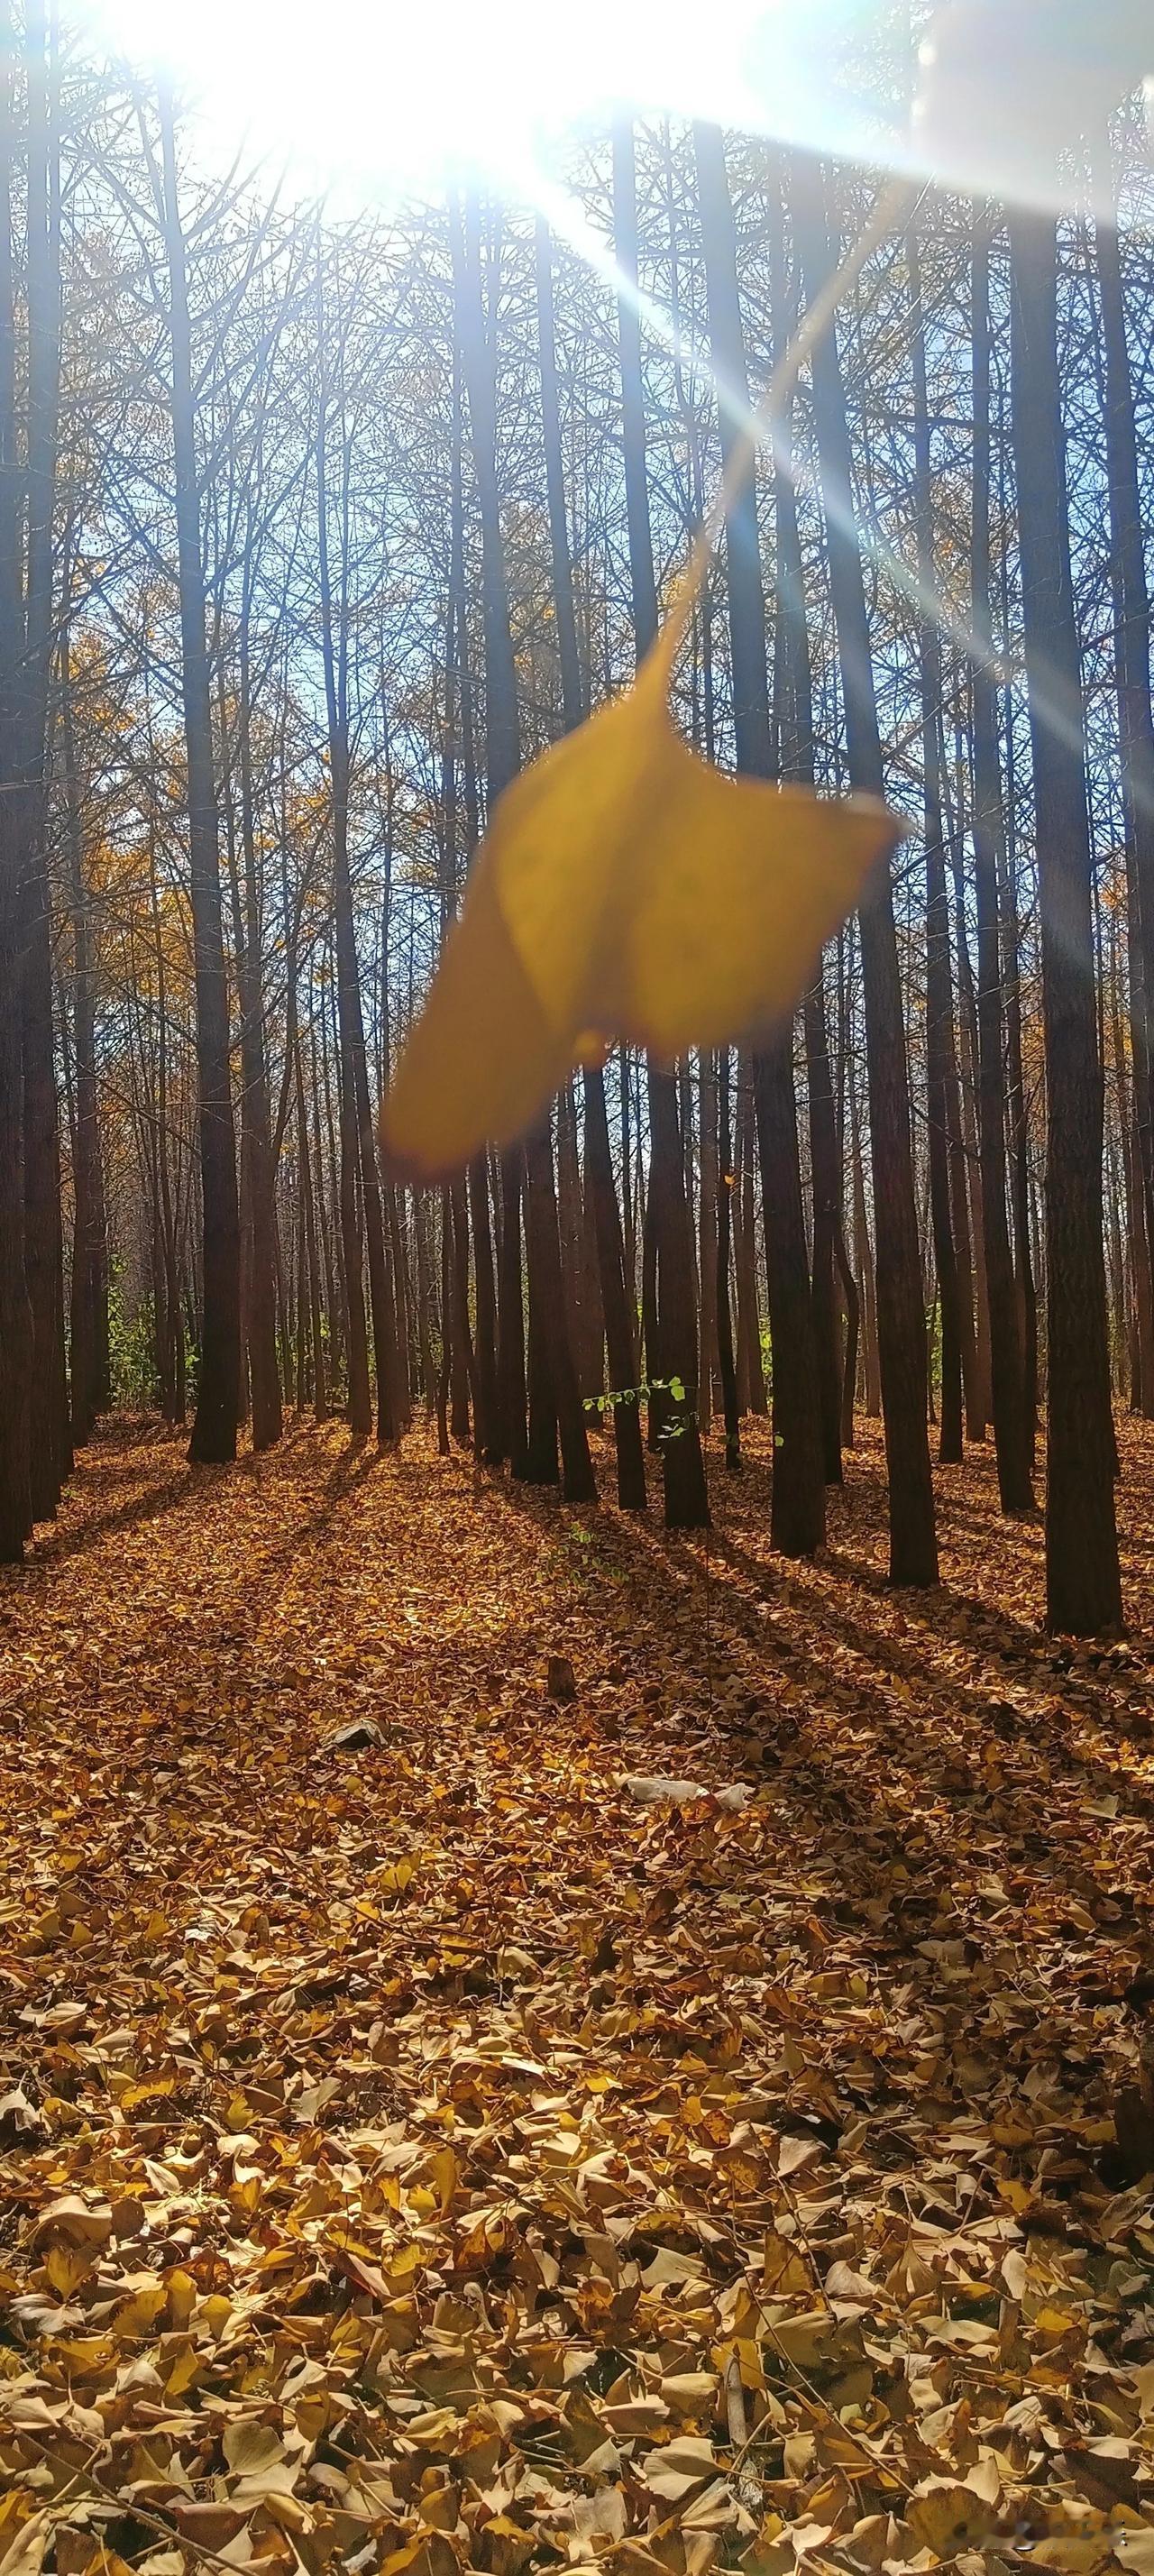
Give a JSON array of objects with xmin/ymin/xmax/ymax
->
[
  {"xmin": 971, "ymin": 206, "xmax": 1034, "ymax": 1508},
  {"xmin": 148, "ymin": 816, "xmax": 184, "ymax": 1426},
  {"xmin": 769, "ymin": 161, "xmax": 847, "ymax": 1475},
  {"xmin": 234, "ymin": 582, "xmax": 281, "ymax": 1449},
  {"xmin": 526, "ymin": 1119, "xmax": 597, "ymax": 1500},
  {"xmin": 944, "ymin": 759, "xmax": 988, "ymax": 1440},
  {"xmin": 1008, "ymin": 208, "xmax": 1121, "ymax": 1633},
  {"xmin": 22, "ymin": 0, "xmax": 68, "ymax": 1514},
  {"xmin": 716, "ymin": 1051, "xmax": 741, "ymax": 1468},
  {"xmin": 0, "ymin": 29, "xmax": 32, "ymax": 1555},
  {"xmin": 612, "ymin": 120, "xmax": 708, "ymax": 1526},
  {"xmin": 315, "ymin": 245, "xmax": 398, "ymax": 1443},
  {"xmin": 456, "ymin": 187, "xmax": 588, "ymax": 1493},
  {"xmin": 1094, "ymin": 137, "xmax": 1154, "ymax": 1343},
  {"xmin": 535, "ymin": 216, "xmax": 636, "ymax": 1502},
  {"xmin": 694, "ymin": 119, "xmax": 823, "ymax": 1554},
  {"xmin": 792, "ymin": 154, "xmax": 937, "ymax": 1583},
  {"xmin": 735, "ymin": 1059, "xmax": 766, "ymax": 1414},
  {"xmin": 908, "ymin": 213, "xmax": 963, "ymax": 1465},
  {"xmin": 160, "ymin": 88, "xmax": 241, "ymax": 1464},
  {"xmin": 583, "ymin": 1060, "xmax": 646, "ymax": 1504},
  {"xmin": 62, "ymin": 636, "xmax": 106, "ymax": 1448},
  {"xmin": 698, "ymin": 1050, "xmax": 719, "ymax": 1427},
  {"xmin": 850, "ymin": 1064, "xmax": 881, "ymax": 1419}
]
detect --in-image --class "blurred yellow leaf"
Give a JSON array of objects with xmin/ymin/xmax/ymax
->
[{"xmin": 381, "ymin": 646, "xmax": 898, "ymax": 1181}]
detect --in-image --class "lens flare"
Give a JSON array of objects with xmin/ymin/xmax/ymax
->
[{"xmin": 87, "ymin": 0, "xmax": 1149, "ymax": 214}]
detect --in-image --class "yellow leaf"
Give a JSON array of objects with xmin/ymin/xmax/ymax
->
[
  {"xmin": 0, "ymin": 2508, "xmax": 50, "ymax": 2576},
  {"xmin": 377, "ymin": 1858, "xmax": 417, "ymax": 1899},
  {"xmin": 906, "ymin": 2480, "xmax": 998, "ymax": 2557},
  {"xmin": 44, "ymin": 2243, "xmax": 93, "ymax": 2298},
  {"xmin": 163, "ymin": 2342, "xmax": 201, "ymax": 2398},
  {"xmin": 114, "ymin": 2280, "xmax": 168, "ymax": 2338},
  {"xmin": 381, "ymin": 647, "xmax": 899, "ymax": 1182},
  {"xmin": 430, "ymin": 2145, "xmax": 459, "ymax": 2214},
  {"xmin": 118, "ymin": 2076, "xmax": 177, "ymax": 2114},
  {"xmin": 167, "ymin": 2268, "xmax": 197, "ymax": 2329}
]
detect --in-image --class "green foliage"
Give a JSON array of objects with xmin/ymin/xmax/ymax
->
[
  {"xmin": 107, "ymin": 1272, "xmax": 161, "ymax": 1411},
  {"xmin": 584, "ymin": 1377, "xmax": 694, "ymax": 1444}
]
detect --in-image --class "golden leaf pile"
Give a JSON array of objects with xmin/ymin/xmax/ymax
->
[{"xmin": 2, "ymin": 1416, "xmax": 1154, "ymax": 2576}]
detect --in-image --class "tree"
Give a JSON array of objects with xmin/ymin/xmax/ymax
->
[
  {"xmin": 535, "ymin": 216, "xmax": 645, "ymax": 1509},
  {"xmin": 0, "ymin": 10, "xmax": 32, "ymax": 1558},
  {"xmin": 1008, "ymin": 206, "xmax": 1121, "ymax": 1633},
  {"xmin": 454, "ymin": 187, "xmax": 592, "ymax": 1502},
  {"xmin": 612, "ymin": 118, "xmax": 709, "ymax": 1531},
  {"xmin": 792, "ymin": 154, "xmax": 938, "ymax": 1587},
  {"xmin": 971, "ymin": 206, "xmax": 1035, "ymax": 1512},
  {"xmin": 908, "ymin": 209, "xmax": 965, "ymax": 1466},
  {"xmin": 158, "ymin": 87, "xmax": 241, "ymax": 1464},
  {"xmin": 1094, "ymin": 137, "xmax": 1154, "ymax": 1392},
  {"xmin": 694, "ymin": 121, "xmax": 824, "ymax": 1555}
]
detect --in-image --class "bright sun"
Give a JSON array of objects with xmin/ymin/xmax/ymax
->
[{"xmin": 87, "ymin": 0, "xmax": 890, "ymax": 204}]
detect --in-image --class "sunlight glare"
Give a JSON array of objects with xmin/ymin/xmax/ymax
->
[{"xmin": 88, "ymin": 0, "xmax": 904, "ymax": 203}]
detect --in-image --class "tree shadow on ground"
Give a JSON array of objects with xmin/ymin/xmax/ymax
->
[{"xmin": 482, "ymin": 1426, "xmax": 1154, "ymax": 1932}]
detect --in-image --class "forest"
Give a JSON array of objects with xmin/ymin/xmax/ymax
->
[{"xmin": 2, "ymin": 0, "xmax": 1154, "ymax": 2571}]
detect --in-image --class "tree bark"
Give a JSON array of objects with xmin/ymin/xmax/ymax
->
[
  {"xmin": 22, "ymin": 0, "xmax": 68, "ymax": 1515},
  {"xmin": 62, "ymin": 636, "xmax": 106, "ymax": 1448},
  {"xmin": 0, "ymin": 32, "xmax": 32, "ymax": 1556},
  {"xmin": 694, "ymin": 120, "xmax": 824, "ymax": 1554},
  {"xmin": 613, "ymin": 119, "xmax": 708, "ymax": 1526},
  {"xmin": 1093, "ymin": 138, "xmax": 1154, "ymax": 1352},
  {"xmin": 908, "ymin": 214, "xmax": 963, "ymax": 1464},
  {"xmin": 160, "ymin": 88, "xmax": 241, "ymax": 1464},
  {"xmin": 1008, "ymin": 208, "xmax": 1121, "ymax": 1633},
  {"xmin": 235, "ymin": 575, "xmax": 282, "ymax": 1448},
  {"xmin": 768, "ymin": 160, "xmax": 847, "ymax": 1477},
  {"xmin": 792, "ymin": 155, "xmax": 937, "ymax": 1582},
  {"xmin": 971, "ymin": 206, "xmax": 1034, "ymax": 1509}
]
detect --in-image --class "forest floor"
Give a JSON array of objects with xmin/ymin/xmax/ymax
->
[{"xmin": 3, "ymin": 1416, "xmax": 1154, "ymax": 2576}]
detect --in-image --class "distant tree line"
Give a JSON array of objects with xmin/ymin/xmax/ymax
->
[{"xmin": 0, "ymin": 1, "xmax": 1151, "ymax": 1636}]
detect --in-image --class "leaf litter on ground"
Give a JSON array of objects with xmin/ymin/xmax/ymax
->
[{"xmin": 2, "ymin": 1416, "xmax": 1154, "ymax": 2576}]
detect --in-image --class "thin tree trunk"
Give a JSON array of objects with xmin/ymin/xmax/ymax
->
[
  {"xmin": 944, "ymin": 756, "xmax": 988, "ymax": 1439},
  {"xmin": 235, "ymin": 582, "xmax": 282, "ymax": 1448},
  {"xmin": 1094, "ymin": 136, "xmax": 1154, "ymax": 1345},
  {"xmin": 970, "ymin": 205, "xmax": 1034, "ymax": 1508},
  {"xmin": 62, "ymin": 635, "xmax": 105, "ymax": 1448},
  {"xmin": 315, "ymin": 245, "xmax": 399, "ymax": 1441},
  {"xmin": 583, "ymin": 1060, "xmax": 646, "ymax": 1505},
  {"xmin": 694, "ymin": 119, "xmax": 824, "ymax": 1554},
  {"xmin": 22, "ymin": 0, "xmax": 67, "ymax": 1514},
  {"xmin": 525, "ymin": 1119, "xmax": 597, "ymax": 1499},
  {"xmin": 0, "ymin": 27, "xmax": 32, "ymax": 1554},
  {"xmin": 909, "ymin": 213, "xmax": 963, "ymax": 1464},
  {"xmin": 160, "ymin": 88, "xmax": 241, "ymax": 1464},
  {"xmin": 1008, "ymin": 207, "xmax": 1121, "ymax": 1632},
  {"xmin": 698, "ymin": 1050, "xmax": 719, "ymax": 1426},
  {"xmin": 613, "ymin": 120, "xmax": 708, "ymax": 1526},
  {"xmin": 850, "ymin": 1034, "xmax": 881, "ymax": 1418},
  {"xmin": 792, "ymin": 155, "xmax": 937, "ymax": 1582},
  {"xmin": 735, "ymin": 1059, "xmax": 766, "ymax": 1415},
  {"xmin": 716, "ymin": 1050, "xmax": 741, "ymax": 1468}
]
